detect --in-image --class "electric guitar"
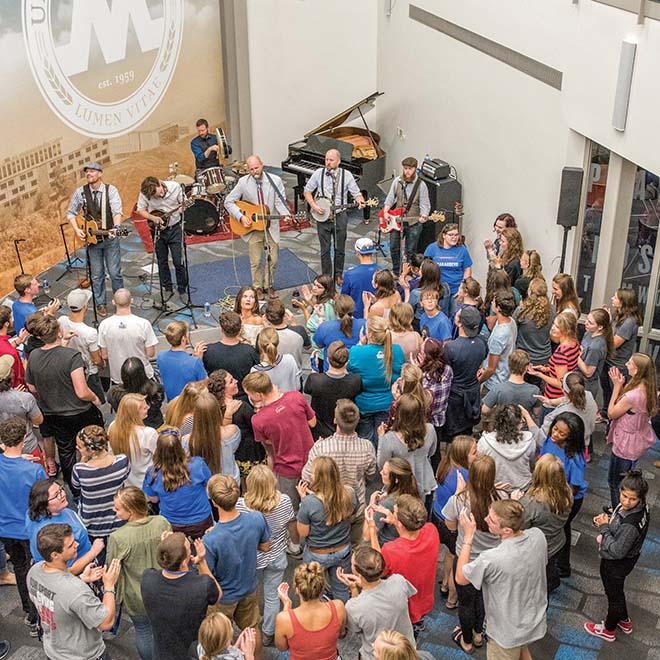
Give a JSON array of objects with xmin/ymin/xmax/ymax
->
[
  {"xmin": 310, "ymin": 197, "xmax": 379, "ymax": 223},
  {"xmin": 378, "ymin": 208, "xmax": 446, "ymax": 233},
  {"xmin": 229, "ymin": 200, "xmax": 307, "ymax": 237},
  {"xmin": 146, "ymin": 199, "xmax": 195, "ymax": 230},
  {"xmin": 75, "ymin": 216, "xmax": 130, "ymax": 245}
]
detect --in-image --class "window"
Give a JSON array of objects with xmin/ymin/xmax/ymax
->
[{"xmin": 593, "ymin": 0, "xmax": 660, "ymax": 20}]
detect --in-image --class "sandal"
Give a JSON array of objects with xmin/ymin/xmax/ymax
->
[{"xmin": 451, "ymin": 627, "xmax": 473, "ymax": 654}]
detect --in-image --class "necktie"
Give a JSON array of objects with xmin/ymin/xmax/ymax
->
[{"xmin": 93, "ymin": 191, "xmax": 101, "ymax": 214}]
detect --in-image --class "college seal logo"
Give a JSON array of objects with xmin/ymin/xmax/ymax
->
[{"xmin": 22, "ymin": 0, "xmax": 184, "ymax": 138}]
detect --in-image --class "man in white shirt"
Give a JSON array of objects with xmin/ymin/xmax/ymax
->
[
  {"xmin": 304, "ymin": 149, "xmax": 366, "ymax": 284},
  {"xmin": 224, "ymin": 155, "xmax": 290, "ymax": 298},
  {"xmin": 136, "ymin": 176, "xmax": 188, "ymax": 306},
  {"xmin": 58, "ymin": 288, "xmax": 105, "ymax": 403},
  {"xmin": 98, "ymin": 289, "xmax": 158, "ymax": 385}
]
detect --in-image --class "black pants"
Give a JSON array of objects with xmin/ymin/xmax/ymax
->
[
  {"xmin": 0, "ymin": 537, "xmax": 36, "ymax": 622},
  {"xmin": 316, "ymin": 212, "xmax": 347, "ymax": 279},
  {"xmin": 453, "ymin": 556, "xmax": 484, "ymax": 644},
  {"xmin": 153, "ymin": 222, "xmax": 187, "ymax": 293},
  {"xmin": 547, "ymin": 551, "xmax": 560, "ymax": 594},
  {"xmin": 87, "ymin": 373, "xmax": 106, "ymax": 405},
  {"xmin": 601, "ymin": 556, "xmax": 638, "ymax": 631},
  {"xmin": 42, "ymin": 406, "xmax": 104, "ymax": 490},
  {"xmin": 556, "ymin": 496, "xmax": 583, "ymax": 574},
  {"xmin": 600, "ymin": 364, "xmax": 628, "ymax": 416}
]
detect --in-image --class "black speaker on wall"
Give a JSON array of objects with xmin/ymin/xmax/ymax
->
[
  {"xmin": 417, "ymin": 175, "xmax": 463, "ymax": 253},
  {"xmin": 556, "ymin": 167, "xmax": 584, "ymax": 228}
]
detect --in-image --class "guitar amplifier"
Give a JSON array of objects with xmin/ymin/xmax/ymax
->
[
  {"xmin": 416, "ymin": 174, "xmax": 463, "ymax": 253},
  {"xmin": 421, "ymin": 157, "xmax": 450, "ymax": 181}
]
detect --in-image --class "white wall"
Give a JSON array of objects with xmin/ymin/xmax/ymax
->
[{"xmin": 245, "ymin": 0, "xmax": 378, "ymax": 166}]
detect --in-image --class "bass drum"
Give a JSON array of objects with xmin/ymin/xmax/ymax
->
[{"xmin": 184, "ymin": 197, "xmax": 220, "ymax": 235}]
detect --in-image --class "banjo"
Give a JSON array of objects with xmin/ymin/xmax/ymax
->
[{"xmin": 310, "ymin": 197, "xmax": 378, "ymax": 223}]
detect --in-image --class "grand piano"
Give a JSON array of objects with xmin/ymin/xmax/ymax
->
[{"xmin": 281, "ymin": 92, "xmax": 386, "ymax": 212}]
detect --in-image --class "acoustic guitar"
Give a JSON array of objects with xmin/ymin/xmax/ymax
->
[
  {"xmin": 229, "ymin": 200, "xmax": 307, "ymax": 237},
  {"xmin": 75, "ymin": 216, "xmax": 130, "ymax": 245},
  {"xmin": 310, "ymin": 197, "xmax": 379, "ymax": 223},
  {"xmin": 378, "ymin": 208, "xmax": 446, "ymax": 234}
]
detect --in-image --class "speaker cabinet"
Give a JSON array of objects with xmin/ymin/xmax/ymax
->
[
  {"xmin": 556, "ymin": 167, "xmax": 584, "ymax": 228},
  {"xmin": 417, "ymin": 175, "xmax": 463, "ymax": 252}
]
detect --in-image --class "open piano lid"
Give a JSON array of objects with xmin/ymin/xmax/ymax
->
[{"xmin": 303, "ymin": 92, "xmax": 384, "ymax": 139}]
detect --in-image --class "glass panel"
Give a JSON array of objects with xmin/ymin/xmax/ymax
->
[
  {"xmin": 620, "ymin": 167, "xmax": 660, "ymax": 329},
  {"xmin": 576, "ymin": 143, "xmax": 610, "ymax": 311},
  {"xmin": 649, "ymin": 339, "xmax": 660, "ymax": 376}
]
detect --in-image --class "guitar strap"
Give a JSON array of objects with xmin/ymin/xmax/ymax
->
[
  {"xmin": 264, "ymin": 171, "xmax": 288, "ymax": 212},
  {"xmin": 402, "ymin": 176, "xmax": 422, "ymax": 215}
]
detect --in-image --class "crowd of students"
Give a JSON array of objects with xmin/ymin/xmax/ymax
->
[{"xmin": 0, "ymin": 214, "xmax": 658, "ymax": 660}]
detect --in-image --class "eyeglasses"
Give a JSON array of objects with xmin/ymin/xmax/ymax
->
[
  {"xmin": 48, "ymin": 486, "xmax": 65, "ymax": 501},
  {"xmin": 446, "ymin": 232, "xmax": 460, "ymax": 238}
]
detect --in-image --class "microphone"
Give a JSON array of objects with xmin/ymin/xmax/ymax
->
[{"xmin": 14, "ymin": 239, "xmax": 26, "ymax": 243}]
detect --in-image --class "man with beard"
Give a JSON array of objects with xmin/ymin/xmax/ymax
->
[{"xmin": 382, "ymin": 157, "xmax": 430, "ymax": 276}]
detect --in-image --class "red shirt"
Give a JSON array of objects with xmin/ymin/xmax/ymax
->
[
  {"xmin": 252, "ymin": 391, "xmax": 315, "ymax": 478},
  {"xmin": 381, "ymin": 522, "xmax": 440, "ymax": 623},
  {"xmin": 544, "ymin": 340, "xmax": 580, "ymax": 399},
  {"xmin": 0, "ymin": 335, "xmax": 25, "ymax": 387}
]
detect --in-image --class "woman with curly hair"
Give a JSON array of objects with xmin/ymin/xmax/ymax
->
[
  {"xmin": 514, "ymin": 249, "xmax": 543, "ymax": 299},
  {"xmin": 477, "ymin": 404, "xmax": 536, "ymax": 491},
  {"xmin": 495, "ymin": 227, "xmax": 524, "ymax": 286},
  {"xmin": 484, "ymin": 212, "xmax": 517, "ymax": 265},
  {"xmin": 363, "ymin": 269, "xmax": 401, "ymax": 319}
]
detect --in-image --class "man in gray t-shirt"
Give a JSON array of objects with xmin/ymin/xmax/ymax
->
[
  {"xmin": 339, "ymin": 547, "xmax": 417, "ymax": 660},
  {"xmin": 456, "ymin": 500, "xmax": 547, "ymax": 656},
  {"xmin": 0, "ymin": 386, "xmax": 43, "ymax": 453},
  {"xmin": 482, "ymin": 349, "xmax": 540, "ymax": 415}
]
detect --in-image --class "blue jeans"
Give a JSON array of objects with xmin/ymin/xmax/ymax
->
[
  {"xmin": 258, "ymin": 552, "xmax": 288, "ymax": 636},
  {"xmin": 390, "ymin": 223, "xmax": 423, "ymax": 276},
  {"xmin": 357, "ymin": 410, "xmax": 389, "ymax": 447},
  {"xmin": 608, "ymin": 452, "xmax": 636, "ymax": 508},
  {"xmin": 130, "ymin": 612, "xmax": 154, "ymax": 660},
  {"xmin": 88, "ymin": 237, "xmax": 123, "ymax": 305},
  {"xmin": 303, "ymin": 544, "xmax": 351, "ymax": 602}
]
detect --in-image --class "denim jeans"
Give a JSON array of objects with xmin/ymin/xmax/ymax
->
[
  {"xmin": 130, "ymin": 612, "xmax": 154, "ymax": 660},
  {"xmin": 357, "ymin": 410, "xmax": 389, "ymax": 448},
  {"xmin": 608, "ymin": 452, "xmax": 636, "ymax": 508},
  {"xmin": 258, "ymin": 552, "xmax": 288, "ymax": 636},
  {"xmin": 390, "ymin": 223, "xmax": 423, "ymax": 276},
  {"xmin": 303, "ymin": 544, "xmax": 351, "ymax": 602},
  {"xmin": 87, "ymin": 238, "xmax": 123, "ymax": 305}
]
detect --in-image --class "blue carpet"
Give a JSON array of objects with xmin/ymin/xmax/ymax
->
[{"xmin": 186, "ymin": 248, "xmax": 317, "ymax": 305}]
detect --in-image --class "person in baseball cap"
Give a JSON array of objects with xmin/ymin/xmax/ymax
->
[
  {"xmin": 82, "ymin": 162, "xmax": 103, "ymax": 172},
  {"xmin": 458, "ymin": 306, "xmax": 481, "ymax": 338},
  {"xmin": 0, "ymin": 354, "xmax": 14, "ymax": 382},
  {"xmin": 67, "ymin": 288, "xmax": 93, "ymax": 313},
  {"xmin": 339, "ymin": 238, "xmax": 379, "ymax": 319},
  {"xmin": 354, "ymin": 237, "xmax": 376, "ymax": 255}
]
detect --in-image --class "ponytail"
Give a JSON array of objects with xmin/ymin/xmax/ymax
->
[
  {"xmin": 367, "ymin": 316, "xmax": 394, "ymax": 383},
  {"xmin": 564, "ymin": 371, "xmax": 586, "ymax": 411},
  {"xmin": 258, "ymin": 327, "xmax": 279, "ymax": 366},
  {"xmin": 384, "ymin": 329, "xmax": 393, "ymax": 383},
  {"xmin": 334, "ymin": 294, "xmax": 355, "ymax": 339}
]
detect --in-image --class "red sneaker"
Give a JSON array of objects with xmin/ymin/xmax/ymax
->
[
  {"xmin": 617, "ymin": 619, "xmax": 633, "ymax": 634},
  {"xmin": 584, "ymin": 622, "xmax": 616, "ymax": 642}
]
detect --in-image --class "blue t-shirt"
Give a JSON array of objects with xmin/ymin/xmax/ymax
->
[
  {"xmin": 419, "ymin": 310, "xmax": 452, "ymax": 341},
  {"xmin": 348, "ymin": 343, "xmax": 405, "ymax": 413},
  {"xmin": 540, "ymin": 437, "xmax": 587, "ymax": 500},
  {"xmin": 12, "ymin": 300, "xmax": 37, "ymax": 334},
  {"xmin": 143, "ymin": 456, "xmax": 212, "ymax": 525},
  {"xmin": 423, "ymin": 244, "xmax": 473, "ymax": 295},
  {"xmin": 313, "ymin": 318, "xmax": 366, "ymax": 371},
  {"xmin": 27, "ymin": 508, "xmax": 92, "ymax": 564},
  {"xmin": 0, "ymin": 454, "xmax": 46, "ymax": 539},
  {"xmin": 341, "ymin": 263, "xmax": 379, "ymax": 318},
  {"xmin": 156, "ymin": 349, "xmax": 207, "ymax": 401},
  {"xmin": 433, "ymin": 466, "xmax": 469, "ymax": 520},
  {"xmin": 203, "ymin": 510, "xmax": 270, "ymax": 603}
]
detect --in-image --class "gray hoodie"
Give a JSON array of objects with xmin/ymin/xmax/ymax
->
[{"xmin": 477, "ymin": 431, "xmax": 536, "ymax": 491}]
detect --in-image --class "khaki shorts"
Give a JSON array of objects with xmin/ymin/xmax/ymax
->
[
  {"xmin": 487, "ymin": 638, "xmax": 528, "ymax": 660},
  {"xmin": 210, "ymin": 591, "xmax": 261, "ymax": 630}
]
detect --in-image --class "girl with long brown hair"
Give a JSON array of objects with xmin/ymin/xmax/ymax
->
[
  {"xmin": 348, "ymin": 316, "xmax": 405, "ymax": 443},
  {"xmin": 579, "ymin": 307, "xmax": 614, "ymax": 401},
  {"xmin": 296, "ymin": 457, "xmax": 357, "ymax": 602},
  {"xmin": 606, "ymin": 352, "xmax": 657, "ymax": 508},
  {"xmin": 495, "ymin": 226, "xmax": 524, "ymax": 285},
  {"xmin": 552, "ymin": 273, "xmax": 581, "ymax": 318},
  {"xmin": 164, "ymin": 380, "xmax": 206, "ymax": 436},
  {"xmin": 514, "ymin": 249, "xmax": 543, "ymax": 298},
  {"xmin": 251, "ymin": 326, "xmax": 301, "ymax": 392},
  {"xmin": 233, "ymin": 285, "xmax": 264, "ymax": 346},
  {"xmin": 143, "ymin": 427, "xmax": 213, "ymax": 538},
  {"xmin": 364, "ymin": 269, "xmax": 401, "ymax": 319},
  {"xmin": 442, "ymin": 455, "xmax": 505, "ymax": 653},
  {"xmin": 377, "ymin": 394, "xmax": 437, "ymax": 504},
  {"xmin": 108, "ymin": 393, "xmax": 158, "ymax": 488},
  {"xmin": 389, "ymin": 302, "xmax": 422, "ymax": 361},
  {"xmin": 512, "ymin": 454, "xmax": 572, "ymax": 593}
]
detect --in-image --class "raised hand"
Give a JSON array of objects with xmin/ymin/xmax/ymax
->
[
  {"xmin": 80, "ymin": 562, "xmax": 104, "ymax": 584},
  {"xmin": 91, "ymin": 538, "xmax": 105, "ymax": 557},
  {"xmin": 102, "ymin": 558, "xmax": 121, "ymax": 589},
  {"xmin": 191, "ymin": 538, "xmax": 206, "ymax": 564}
]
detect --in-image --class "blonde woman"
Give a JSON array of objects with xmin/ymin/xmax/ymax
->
[
  {"xmin": 364, "ymin": 269, "xmax": 401, "ymax": 319},
  {"xmin": 348, "ymin": 316, "xmax": 405, "ymax": 442},
  {"xmin": 389, "ymin": 302, "xmax": 422, "ymax": 362},
  {"xmin": 165, "ymin": 380, "xmax": 207, "ymax": 437},
  {"xmin": 197, "ymin": 612, "xmax": 256, "ymax": 660},
  {"xmin": 250, "ymin": 327, "xmax": 300, "ymax": 392},
  {"xmin": 296, "ymin": 456, "xmax": 357, "ymax": 602},
  {"xmin": 236, "ymin": 464, "xmax": 297, "ymax": 646},
  {"xmin": 373, "ymin": 629, "xmax": 435, "ymax": 660},
  {"xmin": 108, "ymin": 393, "xmax": 158, "ymax": 487}
]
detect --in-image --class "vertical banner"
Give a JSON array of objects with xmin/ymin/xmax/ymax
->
[{"xmin": 0, "ymin": 0, "xmax": 225, "ymax": 294}]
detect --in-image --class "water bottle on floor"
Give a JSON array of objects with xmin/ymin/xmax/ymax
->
[{"xmin": 204, "ymin": 302, "xmax": 211, "ymax": 318}]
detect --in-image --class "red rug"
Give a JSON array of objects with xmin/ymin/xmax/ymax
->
[{"xmin": 131, "ymin": 209, "xmax": 311, "ymax": 253}]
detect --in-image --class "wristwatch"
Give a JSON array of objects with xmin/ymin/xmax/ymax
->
[{"xmin": 103, "ymin": 588, "xmax": 116, "ymax": 595}]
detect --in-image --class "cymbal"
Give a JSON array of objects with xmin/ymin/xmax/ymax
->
[
  {"xmin": 230, "ymin": 161, "xmax": 248, "ymax": 175},
  {"xmin": 173, "ymin": 174, "xmax": 195, "ymax": 185}
]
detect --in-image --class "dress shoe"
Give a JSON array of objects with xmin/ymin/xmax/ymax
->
[{"xmin": 96, "ymin": 304, "xmax": 107, "ymax": 317}]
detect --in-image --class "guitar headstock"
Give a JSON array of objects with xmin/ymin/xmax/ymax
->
[
  {"xmin": 429, "ymin": 211, "xmax": 446, "ymax": 223},
  {"xmin": 365, "ymin": 198, "xmax": 379, "ymax": 207},
  {"xmin": 454, "ymin": 201, "xmax": 464, "ymax": 218}
]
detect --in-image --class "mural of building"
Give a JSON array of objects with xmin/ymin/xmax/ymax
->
[{"xmin": 108, "ymin": 122, "xmax": 189, "ymax": 162}]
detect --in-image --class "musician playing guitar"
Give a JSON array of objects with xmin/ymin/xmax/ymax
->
[
  {"xmin": 382, "ymin": 156, "xmax": 430, "ymax": 277},
  {"xmin": 136, "ymin": 177, "xmax": 189, "ymax": 305},
  {"xmin": 304, "ymin": 148, "xmax": 366, "ymax": 285},
  {"xmin": 66, "ymin": 162, "xmax": 124, "ymax": 317},
  {"xmin": 224, "ymin": 155, "xmax": 291, "ymax": 299}
]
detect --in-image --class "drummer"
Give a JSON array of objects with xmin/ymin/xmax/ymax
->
[{"xmin": 191, "ymin": 118, "xmax": 220, "ymax": 175}]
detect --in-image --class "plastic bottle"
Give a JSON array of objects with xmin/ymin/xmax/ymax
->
[
  {"xmin": 42, "ymin": 278, "xmax": 50, "ymax": 294},
  {"xmin": 204, "ymin": 302, "xmax": 211, "ymax": 318}
]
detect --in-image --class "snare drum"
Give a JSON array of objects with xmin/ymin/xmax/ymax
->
[
  {"xmin": 190, "ymin": 182, "xmax": 205, "ymax": 197},
  {"xmin": 198, "ymin": 167, "xmax": 226, "ymax": 194}
]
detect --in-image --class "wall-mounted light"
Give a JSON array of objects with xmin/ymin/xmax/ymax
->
[{"xmin": 612, "ymin": 39, "xmax": 637, "ymax": 132}]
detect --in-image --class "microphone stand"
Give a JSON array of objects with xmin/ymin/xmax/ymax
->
[
  {"xmin": 13, "ymin": 239, "xmax": 26, "ymax": 274},
  {"xmin": 56, "ymin": 222, "xmax": 86, "ymax": 281}
]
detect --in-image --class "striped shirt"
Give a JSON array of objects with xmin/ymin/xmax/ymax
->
[
  {"xmin": 71, "ymin": 454, "xmax": 130, "ymax": 537},
  {"xmin": 236, "ymin": 495, "xmax": 294, "ymax": 569},
  {"xmin": 544, "ymin": 341, "xmax": 580, "ymax": 399},
  {"xmin": 300, "ymin": 433, "xmax": 377, "ymax": 513}
]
